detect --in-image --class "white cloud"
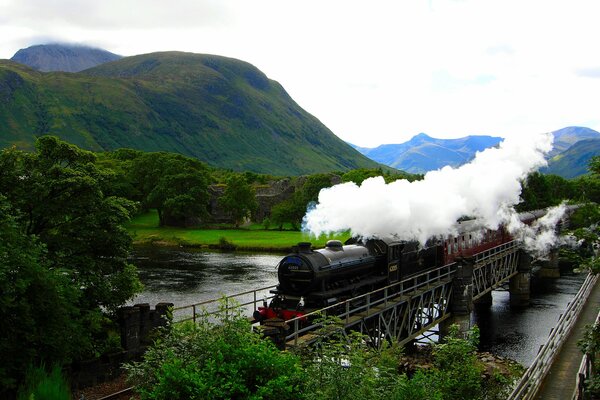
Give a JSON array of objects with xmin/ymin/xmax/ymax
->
[{"xmin": 2, "ymin": 0, "xmax": 600, "ymax": 146}]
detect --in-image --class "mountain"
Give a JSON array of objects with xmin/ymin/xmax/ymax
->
[
  {"xmin": 549, "ymin": 126, "xmax": 600, "ymax": 157},
  {"xmin": 0, "ymin": 51, "xmax": 380, "ymax": 175},
  {"xmin": 543, "ymin": 138, "xmax": 600, "ymax": 178},
  {"xmin": 11, "ymin": 44, "xmax": 122, "ymax": 73},
  {"xmin": 355, "ymin": 133, "xmax": 503, "ymax": 173}
]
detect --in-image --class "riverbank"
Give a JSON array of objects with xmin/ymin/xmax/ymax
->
[{"xmin": 126, "ymin": 210, "xmax": 350, "ymax": 252}]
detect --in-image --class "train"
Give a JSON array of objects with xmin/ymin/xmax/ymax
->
[{"xmin": 254, "ymin": 208, "xmax": 564, "ymax": 323}]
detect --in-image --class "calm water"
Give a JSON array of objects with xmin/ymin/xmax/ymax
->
[
  {"xmin": 129, "ymin": 246, "xmax": 281, "ymax": 307},
  {"xmin": 473, "ymin": 271, "xmax": 586, "ymax": 366},
  {"xmin": 129, "ymin": 246, "xmax": 586, "ymax": 367}
]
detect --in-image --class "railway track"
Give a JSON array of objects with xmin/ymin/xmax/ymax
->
[{"xmin": 92, "ymin": 386, "xmax": 134, "ymax": 400}]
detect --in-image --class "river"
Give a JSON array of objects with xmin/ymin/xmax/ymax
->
[{"xmin": 129, "ymin": 246, "xmax": 586, "ymax": 367}]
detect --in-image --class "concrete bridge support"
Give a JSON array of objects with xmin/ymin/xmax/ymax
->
[
  {"xmin": 510, "ymin": 250, "xmax": 531, "ymax": 308},
  {"xmin": 475, "ymin": 291, "xmax": 493, "ymax": 308},
  {"xmin": 538, "ymin": 248, "xmax": 561, "ymax": 278},
  {"xmin": 441, "ymin": 257, "xmax": 474, "ymax": 337}
]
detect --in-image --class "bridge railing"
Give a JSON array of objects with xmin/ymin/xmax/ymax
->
[
  {"xmin": 508, "ymin": 272, "xmax": 599, "ymax": 400},
  {"xmin": 472, "ymin": 240, "xmax": 519, "ymax": 265},
  {"xmin": 574, "ymin": 308, "xmax": 600, "ymax": 399},
  {"xmin": 172, "ymin": 284, "xmax": 278, "ymax": 323},
  {"xmin": 284, "ymin": 263, "xmax": 458, "ymax": 347}
]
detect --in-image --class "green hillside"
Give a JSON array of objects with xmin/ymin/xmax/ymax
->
[
  {"xmin": 543, "ymin": 138, "xmax": 600, "ymax": 178},
  {"xmin": 0, "ymin": 52, "xmax": 380, "ymax": 175}
]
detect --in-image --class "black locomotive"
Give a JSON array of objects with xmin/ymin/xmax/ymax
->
[{"xmin": 271, "ymin": 238, "xmax": 441, "ymax": 312}]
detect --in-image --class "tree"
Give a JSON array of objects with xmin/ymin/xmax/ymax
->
[
  {"xmin": 218, "ymin": 174, "xmax": 258, "ymax": 227},
  {"xmin": 589, "ymin": 155, "xmax": 600, "ymax": 175},
  {"xmin": 270, "ymin": 174, "xmax": 336, "ymax": 230},
  {"xmin": 127, "ymin": 152, "xmax": 210, "ymax": 226},
  {"xmin": 0, "ymin": 197, "xmax": 84, "ymax": 396},
  {"xmin": 0, "ymin": 137, "xmax": 141, "ymax": 312}
]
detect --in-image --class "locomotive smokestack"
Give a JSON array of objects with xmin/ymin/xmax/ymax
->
[
  {"xmin": 297, "ymin": 242, "xmax": 312, "ymax": 253},
  {"xmin": 326, "ymin": 240, "xmax": 343, "ymax": 250}
]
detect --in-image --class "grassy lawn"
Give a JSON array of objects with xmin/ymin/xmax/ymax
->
[{"xmin": 126, "ymin": 210, "xmax": 350, "ymax": 251}]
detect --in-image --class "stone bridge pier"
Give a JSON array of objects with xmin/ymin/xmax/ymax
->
[
  {"xmin": 510, "ymin": 250, "xmax": 532, "ymax": 308},
  {"xmin": 441, "ymin": 257, "xmax": 474, "ymax": 337},
  {"xmin": 537, "ymin": 248, "xmax": 561, "ymax": 278}
]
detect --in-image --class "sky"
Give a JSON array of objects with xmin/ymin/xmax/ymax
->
[{"xmin": 2, "ymin": 0, "xmax": 600, "ymax": 147}]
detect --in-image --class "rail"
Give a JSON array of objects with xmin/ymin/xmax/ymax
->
[
  {"xmin": 508, "ymin": 272, "xmax": 599, "ymax": 400},
  {"xmin": 573, "ymin": 308, "xmax": 600, "ymax": 399}
]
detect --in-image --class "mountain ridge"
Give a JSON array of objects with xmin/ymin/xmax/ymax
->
[
  {"xmin": 0, "ymin": 51, "xmax": 380, "ymax": 175},
  {"xmin": 354, "ymin": 134, "xmax": 503, "ymax": 173},
  {"xmin": 11, "ymin": 44, "xmax": 122, "ymax": 72}
]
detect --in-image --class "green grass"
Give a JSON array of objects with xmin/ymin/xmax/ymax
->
[{"xmin": 126, "ymin": 210, "xmax": 350, "ymax": 251}]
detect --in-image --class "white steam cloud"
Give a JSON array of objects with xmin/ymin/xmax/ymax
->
[{"xmin": 304, "ymin": 131, "xmax": 563, "ymax": 256}]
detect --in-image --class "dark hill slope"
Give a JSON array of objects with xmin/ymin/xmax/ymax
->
[
  {"xmin": 0, "ymin": 52, "xmax": 380, "ymax": 175},
  {"xmin": 543, "ymin": 138, "xmax": 600, "ymax": 178},
  {"xmin": 11, "ymin": 44, "xmax": 122, "ymax": 72}
]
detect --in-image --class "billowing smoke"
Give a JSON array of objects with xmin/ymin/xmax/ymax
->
[
  {"xmin": 304, "ymin": 131, "xmax": 563, "ymax": 256},
  {"xmin": 506, "ymin": 203, "xmax": 568, "ymax": 258}
]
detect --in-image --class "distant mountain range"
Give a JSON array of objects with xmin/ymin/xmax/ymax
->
[
  {"xmin": 352, "ymin": 133, "xmax": 503, "ymax": 174},
  {"xmin": 11, "ymin": 44, "xmax": 122, "ymax": 72},
  {"xmin": 4, "ymin": 44, "xmax": 598, "ymax": 179},
  {"xmin": 1, "ymin": 45, "xmax": 380, "ymax": 175},
  {"xmin": 353, "ymin": 127, "xmax": 600, "ymax": 178},
  {"xmin": 544, "ymin": 128, "xmax": 600, "ymax": 178},
  {"xmin": 548, "ymin": 126, "xmax": 600, "ymax": 157}
]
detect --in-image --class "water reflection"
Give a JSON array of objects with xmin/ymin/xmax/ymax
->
[{"xmin": 129, "ymin": 246, "xmax": 282, "ymax": 308}]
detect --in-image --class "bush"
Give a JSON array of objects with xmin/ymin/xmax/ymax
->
[
  {"xmin": 218, "ymin": 236, "xmax": 237, "ymax": 251},
  {"xmin": 126, "ymin": 304, "xmax": 303, "ymax": 400},
  {"xmin": 262, "ymin": 217, "xmax": 271, "ymax": 230},
  {"xmin": 17, "ymin": 364, "xmax": 70, "ymax": 400}
]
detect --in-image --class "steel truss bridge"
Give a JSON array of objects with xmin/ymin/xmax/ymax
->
[{"xmin": 174, "ymin": 240, "xmax": 522, "ymax": 349}]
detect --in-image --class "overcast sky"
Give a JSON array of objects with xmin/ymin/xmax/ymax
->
[{"xmin": 2, "ymin": 0, "xmax": 599, "ymax": 147}]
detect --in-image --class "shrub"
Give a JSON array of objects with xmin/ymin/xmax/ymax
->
[
  {"xmin": 126, "ymin": 304, "xmax": 303, "ymax": 400},
  {"xmin": 17, "ymin": 364, "xmax": 70, "ymax": 400}
]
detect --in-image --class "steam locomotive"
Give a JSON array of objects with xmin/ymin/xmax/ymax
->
[{"xmin": 255, "ymin": 209, "xmax": 556, "ymax": 322}]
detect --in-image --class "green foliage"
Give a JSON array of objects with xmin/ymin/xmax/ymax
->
[
  {"xmin": 0, "ymin": 136, "xmax": 142, "ymax": 312},
  {"xmin": 429, "ymin": 325, "xmax": 483, "ymax": 400},
  {"xmin": 218, "ymin": 174, "xmax": 258, "ymax": 227},
  {"xmin": 126, "ymin": 305, "xmax": 303, "ymax": 400},
  {"xmin": 299, "ymin": 317, "xmax": 404, "ymax": 400},
  {"xmin": 0, "ymin": 198, "xmax": 84, "ymax": 393},
  {"xmin": 16, "ymin": 364, "xmax": 70, "ymax": 400},
  {"xmin": 570, "ymin": 203, "xmax": 600, "ymax": 229},
  {"xmin": 262, "ymin": 217, "xmax": 271, "ymax": 230},
  {"xmin": 218, "ymin": 236, "xmax": 237, "ymax": 251},
  {"xmin": 0, "ymin": 137, "xmax": 142, "ymax": 393},
  {"xmin": 342, "ymin": 168, "xmax": 420, "ymax": 185},
  {"xmin": 0, "ymin": 54, "xmax": 380, "ymax": 175},
  {"xmin": 578, "ymin": 323, "xmax": 600, "ymax": 396},
  {"xmin": 589, "ymin": 156, "xmax": 600, "ymax": 175},
  {"xmin": 517, "ymin": 172, "xmax": 574, "ymax": 211},
  {"xmin": 126, "ymin": 151, "xmax": 210, "ymax": 226},
  {"xmin": 271, "ymin": 174, "xmax": 336, "ymax": 230}
]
